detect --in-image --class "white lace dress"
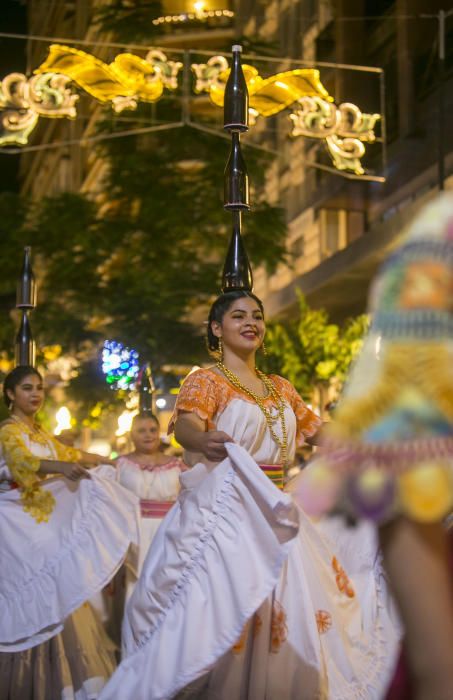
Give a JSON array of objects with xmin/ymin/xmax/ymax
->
[{"xmin": 100, "ymin": 369, "xmax": 400, "ymax": 700}]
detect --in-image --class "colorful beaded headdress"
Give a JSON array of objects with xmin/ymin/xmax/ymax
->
[{"xmin": 296, "ymin": 194, "xmax": 453, "ymax": 524}]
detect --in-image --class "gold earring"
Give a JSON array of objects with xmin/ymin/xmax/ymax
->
[
  {"xmin": 261, "ymin": 341, "xmax": 267, "ymax": 356},
  {"xmin": 218, "ymin": 337, "xmax": 224, "ymax": 361}
]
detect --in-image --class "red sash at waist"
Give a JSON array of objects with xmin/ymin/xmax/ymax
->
[
  {"xmin": 140, "ymin": 499, "xmax": 175, "ymax": 518},
  {"xmin": 259, "ymin": 464, "xmax": 284, "ymax": 490},
  {"xmin": 0, "ymin": 480, "xmax": 18, "ymax": 491}
]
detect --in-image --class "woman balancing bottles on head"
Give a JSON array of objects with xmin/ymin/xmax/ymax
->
[
  {"xmin": 295, "ymin": 194, "xmax": 453, "ymax": 700},
  {"xmin": 99, "ymin": 42, "xmax": 398, "ymax": 699},
  {"xmin": 0, "ymin": 365, "xmax": 140, "ymax": 699},
  {"xmin": 116, "ymin": 411, "xmax": 187, "ymax": 598},
  {"xmin": 99, "ymin": 291, "xmax": 400, "ymax": 700}
]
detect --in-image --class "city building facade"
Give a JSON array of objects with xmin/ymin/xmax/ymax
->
[
  {"xmin": 238, "ymin": 0, "xmax": 453, "ymax": 320},
  {"xmin": 19, "ymin": 0, "xmax": 453, "ymax": 321}
]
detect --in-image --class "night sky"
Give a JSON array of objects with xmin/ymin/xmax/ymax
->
[{"xmin": 0, "ymin": 0, "xmax": 27, "ymax": 192}]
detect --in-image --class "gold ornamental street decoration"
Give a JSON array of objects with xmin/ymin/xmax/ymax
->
[
  {"xmin": 191, "ymin": 55, "xmax": 332, "ymax": 118},
  {"xmin": 0, "ymin": 44, "xmax": 383, "ymax": 178},
  {"xmin": 0, "ymin": 71, "xmax": 78, "ymax": 146},
  {"xmin": 35, "ymin": 45, "xmax": 183, "ymax": 111},
  {"xmin": 289, "ymin": 97, "xmax": 380, "ymax": 175}
]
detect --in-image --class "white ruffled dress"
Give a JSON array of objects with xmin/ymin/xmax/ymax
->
[
  {"xmin": 100, "ymin": 369, "xmax": 400, "ymax": 700},
  {"xmin": 116, "ymin": 455, "xmax": 185, "ymax": 582},
  {"xmin": 0, "ymin": 421, "xmax": 140, "ymax": 699}
]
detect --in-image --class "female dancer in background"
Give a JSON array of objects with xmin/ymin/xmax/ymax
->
[
  {"xmin": 100, "ymin": 290, "xmax": 399, "ymax": 700},
  {"xmin": 115, "ymin": 412, "xmax": 186, "ymax": 597},
  {"xmin": 0, "ymin": 365, "xmax": 140, "ymax": 700}
]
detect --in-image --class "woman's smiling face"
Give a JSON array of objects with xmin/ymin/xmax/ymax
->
[
  {"xmin": 211, "ymin": 296, "xmax": 265, "ymax": 356},
  {"xmin": 131, "ymin": 416, "xmax": 160, "ymax": 454}
]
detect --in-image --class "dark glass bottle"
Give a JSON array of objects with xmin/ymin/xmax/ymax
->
[
  {"xmin": 222, "ymin": 212, "xmax": 253, "ymax": 292},
  {"xmin": 15, "ymin": 311, "xmax": 36, "ymax": 366},
  {"xmin": 16, "ymin": 246, "xmax": 37, "ymax": 310},
  {"xmin": 139, "ymin": 363, "xmax": 155, "ymax": 414},
  {"xmin": 224, "ymin": 132, "xmax": 250, "ymax": 210},
  {"xmin": 224, "ymin": 44, "xmax": 249, "ymax": 132}
]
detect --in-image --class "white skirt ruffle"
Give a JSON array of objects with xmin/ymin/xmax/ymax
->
[
  {"xmin": 99, "ymin": 444, "xmax": 399, "ymax": 700},
  {"xmin": 0, "ymin": 467, "xmax": 140, "ymax": 652}
]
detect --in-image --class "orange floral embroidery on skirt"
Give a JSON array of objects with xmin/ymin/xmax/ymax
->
[
  {"xmin": 332, "ymin": 556, "xmax": 355, "ymax": 598},
  {"xmin": 271, "ymin": 600, "xmax": 288, "ymax": 653},
  {"xmin": 316, "ymin": 610, "xmax": 332, "ymax": 634},
  {"xmin": 232, "ymin": 623, "xmax": 248, "ymax": 655},
  {"xmin": 232, "ymin": 614, "xmax": 262, "ymax": 655},
  {"xmin": 253, "ymin": 614, "xmax": 263, "ymax": 638}
]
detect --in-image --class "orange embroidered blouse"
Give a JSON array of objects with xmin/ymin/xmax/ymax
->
[{"xmin": 170, "ymin": 368, "xmax": 321, "ymax": 448}]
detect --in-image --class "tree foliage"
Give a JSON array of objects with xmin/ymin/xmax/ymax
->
[
  {"xmin": 0, "ymin": 8, "xmax": 289, "ymax": 416},
  {"xmin": 262, "ymin": 292, "xmax": 369, "ymax": 405},
  {"xmin": 0, "ymin": 123, "xmax": 287, "ymax": 413},
  {"xmin": 93, "ymin": 1, "xmax": 164, "ymax": 43}
]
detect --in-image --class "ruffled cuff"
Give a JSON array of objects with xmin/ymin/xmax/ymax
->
[{"xmin": 168, "ymin": 403, "xmax": 215, "ymax": 435}]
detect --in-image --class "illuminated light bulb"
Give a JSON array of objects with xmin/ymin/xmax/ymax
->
[
  {"xmin": 55, "ymin": 406, "xmax": 71, "ymax": 436},
  {"xmin": 193, "ymin": 0, "xmax": 205, "ymax": 15},
  {"xmin": 375, "ymin": 335, "xmax": 382, "ymax": 358},
  {"xmin": 156, "ymin": 397, "xmax": 167, "ymax": 409},
  {"xmin": 116, "ymin": 409, "xmax": 137, "ymax": 437}
]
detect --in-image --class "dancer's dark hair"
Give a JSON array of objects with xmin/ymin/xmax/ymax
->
[{"xmin": 131, "ymin": 411, "xmax": 159, "ymax": 428}]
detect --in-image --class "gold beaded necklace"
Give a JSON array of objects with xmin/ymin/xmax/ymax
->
[{"xmin": 216, "ymin": 361, "xmax": 288, "ymax": 466}]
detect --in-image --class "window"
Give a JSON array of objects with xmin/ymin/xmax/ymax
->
[
  {"xmin": 316, "ymin": 21, "xmax": 335, "ymax": 63},
  {"xmin": 320, "ymin": 209, "xmax": 340, "ymax": 258},
  {"xmin": 290, "ymin": 235, "xmax": 305, "ymax": 259},
  {"xmin": 347, "ymin": 210, "xmax": 365, "ymax": 243}
]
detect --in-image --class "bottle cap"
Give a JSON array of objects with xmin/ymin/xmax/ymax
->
[{"xmin": 232, "ymin": 44, "xmax": 243, "ymax": 52}]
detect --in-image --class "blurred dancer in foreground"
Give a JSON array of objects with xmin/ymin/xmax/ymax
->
[{"xmin": 296, "ymin": 194, "xmax": 453, "ymax": 700}]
